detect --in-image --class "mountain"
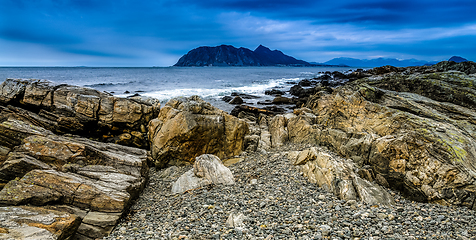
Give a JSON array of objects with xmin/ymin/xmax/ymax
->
[
  {"xmin": 448, "ymin": 56, "xmax": 468, "ymax": 63},
  {"xmin": 174, "ymin": 45, "xmax": 313, "ymax": 67},
  {"xmin": 324, "ymin": 57, "xmax": 438, "ymax": 67}
]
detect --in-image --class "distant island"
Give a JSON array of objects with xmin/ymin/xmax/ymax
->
[{"xmin": 174, "ymin": 45, "xmax": 345, "ymax": 67}]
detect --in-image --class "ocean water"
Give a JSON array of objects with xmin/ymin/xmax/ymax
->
[{"xmin": 0, "ymin": 66, "xmax": 354, "ymax": 113}]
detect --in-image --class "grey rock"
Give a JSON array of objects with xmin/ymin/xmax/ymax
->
[{"xmin": 171, "ymin": 154, "xmax": 235, "ymax": 193}]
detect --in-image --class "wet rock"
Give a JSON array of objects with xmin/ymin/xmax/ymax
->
[
  {"xmin": 272, "ymin": 96, "xmax": 291, "ymax": 104},
  {"xmin": 229, "ymin": 96, "xmax": 244, "ymax": 104},
  {"xmin": 265, "ymin": 89, "xmax": 285, "ymax": 95}
]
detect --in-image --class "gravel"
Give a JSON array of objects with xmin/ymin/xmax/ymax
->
[{"xmin": 103, "ymin": 144, "xmax": 476, "ymax": 240}]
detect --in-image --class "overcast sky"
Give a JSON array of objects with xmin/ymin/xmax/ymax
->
[{"xmin": 1, "ymin": 0, "xmax": 475, "ymax": 66}]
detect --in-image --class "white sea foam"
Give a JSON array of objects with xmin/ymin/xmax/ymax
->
[{"xmin": 137, "ymin": 77, "xmax": 300, "ymax": 103}]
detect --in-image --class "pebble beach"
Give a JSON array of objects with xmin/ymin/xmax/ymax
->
[{"xmin": 104, "ymin": 144, "xmax": 476, "ymax": 240}]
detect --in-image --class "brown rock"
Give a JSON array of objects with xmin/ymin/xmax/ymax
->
[
  {"xmin": 149, "ymin": 96, "xmax": 248, "ymax": 168},
  {"xmin": 0, "ymin": 206, "xmax": 81, "ymax": 240},
  {"xmin": 0, "ymin": 79, "xmax": 160, "ymax": 149},
  {"xmin": 302, "ymin": 71, "xmax": 476, "ymax": 208}
]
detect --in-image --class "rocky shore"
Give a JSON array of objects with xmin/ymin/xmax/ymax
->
[
  {"xmin": 104, "ymin": 145, "xmax": 475, "ymax": 239},
  {"xmin": 1, "ymin": 60, "xmax": 476, "ymax": 239}
]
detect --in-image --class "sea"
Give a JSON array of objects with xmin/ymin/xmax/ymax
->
[{"xmin": 0, "ymin": 66, "xmax": 355, "ymax": 113}]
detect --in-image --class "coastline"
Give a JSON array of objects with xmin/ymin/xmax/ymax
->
[{"xmin": 1, "ymin": 61, "xmax": 476, "ymax": 239}]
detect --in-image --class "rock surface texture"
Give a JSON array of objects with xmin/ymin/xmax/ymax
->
[
  {"xmin": 232, "ymin": 68, "xmax": 476, "ymax": 209},
  {"xmin": 148, "ymin": 96, "xmax": 248, "ymax": 168},
  {"xmin": 0, "ymin": 78, "xmax": 160, "ymax": 149},
  {"xmin": 172, "ymin": 154, "xmax": 235, "ymax": 193},
  {"xmin": 0, "ymin": 119, "xmax": 148, "ymax": 239}
]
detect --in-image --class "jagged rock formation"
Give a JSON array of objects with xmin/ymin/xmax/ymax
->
[
  {"xmin": 174, "ymin": 45, "xmax": 311, "ymax": 67},
  {"xmin": 148, "ymin": 96, "xmax": 249, "ymax": 168},
  {"xmin": 233, "ymin": 65, "xmax": 476, "ymax": 209},
  {"xmin": 0, "ymin": 78, "xmax": 160, "ymax": 149},
  {"xmin": 0, "ymin": 120, "xmax": 149, "ymax": 239},
  {"xmin": 290, "ymin": 147, "xmax": 395, "ymax": 206}
]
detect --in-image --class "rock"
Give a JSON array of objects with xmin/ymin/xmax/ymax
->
[
  {"xmin": 229, "ymin": 96, "xmax": 244, "ymax": 104},
  {"xmin": 0, "ymin": 206, "xmax": 81, "ymax": 240},
  {"xmin": 265, "ymin": 89, "xmax": 285, "ymax": 95},
  {"xmin": 171, "ymin": 154, "xmax": 235, "ymax": 193},
  {"xmin": 303, "ymin": 70, "xmax": 476, "ymax": 209},
  {"xmin": 0, "ymin": 119, "xmax": 148, "ymax": 239},
  {"xmin": 294, "ymin": 148, "xmax": 394, "ymax": 206},
  {"xmin": 272, "ymin": 96, "xmax": 291, "ymax": 104},
  {"xmin": 230, "ymin": 105, "xmax": 278, "ymax": 118},
  {"xmin": 222, "ymin": 96, "xmax": 233, "ymax": 102},
  {"xmin": 0, "ymin": 152, "xmax": 52, "ymax": 184},
  {"xmin": 75, "ymin": 212, "xmax": 122, "ymax": 239},
  {"xmin": 0, "ymin": 169, "xmax": 130, "ymax": 212},
  {"xmin": 268, "ymin": 115, "xmax": 288, "ymax": 148},
  {"xmin": 226, "ymin": 211, "xmax": 246, "ymax": 228},
  {"xmin": 149, "ymin": 96, "xmax": 248, "ymax": 168},
  {"xmin": 0, "ymin": 79, "xmax": 160, "ymax": 149}
]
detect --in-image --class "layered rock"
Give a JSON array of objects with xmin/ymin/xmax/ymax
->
[
  {"xmin": 0, "ymin": 119, "xmax": 149, "ymax": 239},
  {"xmin": 148, "ymin": 96, "xmax": 248, "ymax": 168},
  {"xmin": 172, "ymin": 154, "xmax": 235, "ymax": 193},
  {"xmin": 0, "ymin": 78, "xmax": 160, "ymax": 149},
  {"xmin": 0, "ymin": 206, "xmax": 81, "ymax": 240},
  {"xmin": 234, "ymin": 69, "xmax": 476, "ymax": 209},
  {"xmin": 290, "ymin": 147, "xmax": 394, "ymax": 206}
]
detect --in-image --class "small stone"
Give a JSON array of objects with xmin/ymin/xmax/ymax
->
[{"xmin": 250, "ymin": 179, "xmax": 258, "ymax": 185}]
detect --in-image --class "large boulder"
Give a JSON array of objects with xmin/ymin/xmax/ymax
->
[
  {"xmin": 148, "ymin": 96, "xmax": 248, "ymax": 168},
  {"xmin": 0, "ymin": 78, "xmax": 160, "ymax": 148},
  {"xmin": 0, "ymin": 119, "xmax": 149, "ymax": 239},
  {"xmin": 301, "ymin": 71, "xmax": 476, "ymax": 209},
  {"xmin": 171, "ymin": 154, "xmax": 235, "ymax": 193}
]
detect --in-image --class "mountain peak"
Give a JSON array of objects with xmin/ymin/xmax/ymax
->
[
  {"xmin": 254, "ymin": 45, "xmax": 272, "ymax": 53},
  {"xmin": 448, "ymin": 56, "xmax": 468, "ymax": 63},
  {"xmin": 174, "ymin": 44, "xmax": 311, "ymax": 66}
]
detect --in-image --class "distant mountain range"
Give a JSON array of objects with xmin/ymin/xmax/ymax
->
[
  {"xmin": 174, "ymin": 45, "xmax": 470, "ymax": 68},
  {"xmin": 323, "ymin": 57, "xmax": 439, "ymax": 67},
  {"xmin": 324, "ymin": 56, "xmax": 470, "ymax": 67},
  {"xmin": 174, "ymin": 45, "xmax": 337, "ymax": 67}
]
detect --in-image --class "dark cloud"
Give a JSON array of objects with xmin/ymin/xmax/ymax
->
[
  {"xmin": 0, "ymin": 28, "xmax": 80, "ymax": 45},
  {"xmin": 0, "ymin": 0, "xmax": 475, "ymax": 66}
]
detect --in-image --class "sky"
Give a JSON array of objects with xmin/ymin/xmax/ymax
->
[{"xmin": 1, "ymin": 0, "xmax": 475, "ymax": 66}]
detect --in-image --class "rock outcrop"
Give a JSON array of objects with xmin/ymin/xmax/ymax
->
[
  {"xmin": 0, "ymin": 78, "xmax": 160, "ymax": 149},
  {"xmin": 0, "ymin": 119, "xmax": 149, "ymax": 239},
  {"xmin": 247, "ymin": 69, "xmax": 476, "ymax": 209},
  {"xmin": 0, "ymin": 206, "xmax": 81, "ymax": 240},
  {"xmin": 290, "ymin": 147, "xmax": 394, "ymax": 206},
  {"xmin": 171, "ymin": 154, "xmax": 235, "ymax": 193},
  {"xmin": 148, "ymin": 96, "xmax": 248, "ymax": 168}
]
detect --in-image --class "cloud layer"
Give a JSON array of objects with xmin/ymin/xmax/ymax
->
[{"xmin": 1, "ymin": 0, "xmax": 475, "ymax": 66}]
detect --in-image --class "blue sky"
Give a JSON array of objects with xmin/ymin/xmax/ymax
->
[{"xmin": 1, "ymin": 0, "xmax": 475, "ymax": 66}]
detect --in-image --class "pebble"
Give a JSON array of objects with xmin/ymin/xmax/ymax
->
[{"xmin": 103, "ymin": 144, "xmax": 476, "ymax": 240}]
